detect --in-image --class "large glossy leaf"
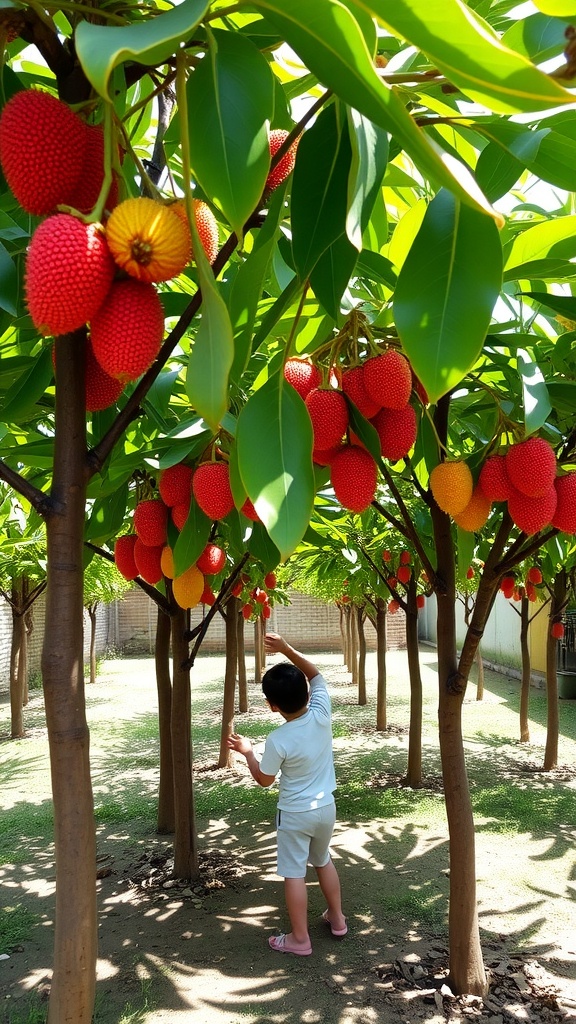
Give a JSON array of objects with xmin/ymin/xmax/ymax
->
[
  {"xmin": 0, "ymin": 347, "xmax": 53, "ymax": 424},
  {"xmin": 393, "ymin": 189, "xmax": 503, "ymax": 404},
  {"xmin": 364, "ymin": 0, "xmax": 576, "ymax": 113},
  {"xmin": 532, "ymin": 0, "xmax": 576, "ymax": 14},
  {"xmin": 501, "ymin": 12, "xmax": 571, "ymax": 62},
  {"xmin": 187, "ymin": 29, "xmax": 274, "ymax": 237},
  {"xmin": 475, "ymin": 119, "xmax": 576, "ymax": 193},
  {"xmin": 76, "ymin": 0, "xmax": 210, "ymax": 100},
  {"xmin": 522, "ymin": 290, "xmax": 576, "ymax": 319},
  {"xmin": 249, "ymin": 0, "xmax": 502, "ymax": 224},
  {"xmin": 517, "ymin": 349, "xmax": 552, "ymax": 435},
  {"xmin": 0, "ymin": 243, "xmax": 17, "ymax": 315},
  {"xmin": 236, "ymin": 373, "xmax": 315, "ymax": 561},
  {"xmin": 504, "ymin": 216, "xmax": 576, "ymax": 276},
  {"xmin": 85, "ymin": 484, "xmax": 129, "ymax": 546},
  {"xmin": 291, "ymin": 104, "xmax": 352, "ymax": 280},
  {"xmin": 346, "ymin": 108, "xmax": 389, "ymax": 251},
  {"xmin": 173, "ymin": 498, "xmax": 211, "ymax": 576},
  {"xmin": 309, "ymin": 233, "xmax": 358, "ymax": 319},
  {"xmin": 186, "ymin": 277, "xmax": 234, "ymax": 431}
]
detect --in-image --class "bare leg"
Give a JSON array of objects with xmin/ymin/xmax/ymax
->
[
  {"xmin": 283, "ymin": 877, "xmax": 311, "ymax": 947},
  {"xmin": 315, "ymin": 859, "xmax": 346, "ymax": 931}
]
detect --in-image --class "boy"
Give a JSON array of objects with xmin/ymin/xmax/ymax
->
[{"xmin": 227, "ymin": 632, "xmax": 347, "ymax": 957}]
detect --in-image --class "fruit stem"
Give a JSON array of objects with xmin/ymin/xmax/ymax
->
[
  {"xmin": 175, "ymin": 47, "xmax": 215, "ymax": 280},
  {"xmin": 90, "ymin": 102, "xmax": 115, "ymax": 224},
  {"xmin": 285, "ymin": 283, "xmax": 310, "ymax": 361}
]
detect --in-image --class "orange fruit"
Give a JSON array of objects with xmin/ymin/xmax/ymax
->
[
  {"xmin": 172, "ymin": 564, "xmax": 204, "ymax": 609},
  {"xmin": 106, "ymin": 197, "xmax": 191, "ymax": 283}
]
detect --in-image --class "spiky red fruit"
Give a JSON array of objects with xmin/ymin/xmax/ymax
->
[
  {"xmin": 255, "ymin": 588, "xmax": 268, "ymax": 604},
  {"xmin": 363, "ymin": 350, "xmax": 412, "ymax": 410},
  {"xmin": 134, "ymin": 499, "xmax": 168, "ymax": 548},
  {"xmin": 68, "ymin": 123, "xmax": 118, "ymax": 215},
  {"xmin": 201, "ymin": 583, "xmax": 216, "ymax": 606},
  {"xmin": 284, "ymin": 358, "xmax": 321, "ymax": 400},
  {"xmin": 478, "ymin": 455, "xmax": 510, "ymax": 502},
  {"xmin": 85, "ymin": 338, "xmax": 125, "ymax": 411},
  {"xmin": 197, "ymin": 543, "xmax": 226, "ymax": 575},
  {"xmin": 416, "ymin": 594, "xmax": 426, "ymax": 609},
  {"xmin": 551, "ymin": 621, "xmax": 565, "ymax": 639},
  {"xmin": 158, "ymin": 464, "xmax": 193, "ymax": 508},
  {"xmin": 330, "ymin": 445, "xmax": 378, "ymax": 513},
  {"xmin": 552, "ymin": 474, "xmax": 576, "ymax": 534},
  {"xmin": 341, "ymin": 366, "xmax": 380, "ymax": 419},
  {"xmin": 266, "ymin": 129, "xmax": 298, "ymax": 192},
  {"xmin": 500, "ymin": 575, "xmax": 515, "ymax": 597},
  {"xmin": 387, "ymin": 576, "xmax": 398, "ymax": 589},
  {"xmin": 192, "ymin": 462, "xmax": 234, "ymax": 520},
  {"xmin": 90, "ymin": 279, "xmax": 164, "ymax": 382},
  {"xmin": 242, "ymin": 603, "xmax": 253, "ymax": 620},
  {"xmin": 231, "ymin": 581, "xmax": 243, "ymax": 598},
  {"xmin": 133, "ymin": 540, "xmax": 163, "ymax": 585},
  {"xmin": 240, "ymin": 496, "xmax": 260, "ymax": 521},
  {"xmin": 526, "ymin": 566, "xmax": 542, "ymax": 585},
  {"xmin": 114, "ymin": 534, "xmax": 138, "ymax": 581},
  {"xmin": 372, "ymin": 404, "xmax": 417, "ymax": 462},
  {"xmin": 305, "ymin": 388, "xmax": 349, "ymax": 451},
  {"xmin": 508, "ymin": 484, "xmax": 557, "ymax": 535},
  {"xmin": 171, "ymin": 502, "xmax": 190, "ymax": 531},
  {"xmin": 264, "ymin": 571, "xmax": 277, "ymax": 590},
  {"xmin": 263, "ymin": 604, "xmax": 272, "ymax": 619},
  {"xmin": 397, "ymin": 565, "xmax": 411, "ymax": 584},
  {"xmin": 313, "ymin": 443, "xmax": 345, "ymax": 466},
  {"xmin": 526, "ymin": 582, "xmax": 538, "ymax": 602},
  {"xmin": 26, "ymin": 214, "xmax": 115, "ymax": 337},
  {"xmin": 0, "ymin": 90, "xmax": 86, "ymax": 215},
  {"xmin": 505, "ymin": 438, "xmax": 556, "ymax": 498},
  {"xmin": 388, "ymin": 599, "xmax": 400, "ymax": 615}
]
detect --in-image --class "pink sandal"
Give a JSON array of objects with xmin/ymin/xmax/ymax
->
[
  {"xmin": 322, "ymin": 909, "xmax": 348, "ymax": 938},
  {"xmin": 268, "ymin": 933, "xmax": 312, "ymax": 956}
]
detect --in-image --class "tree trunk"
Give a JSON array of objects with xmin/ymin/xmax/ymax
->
[
  {"xmin": 519, "ymin": 597, "xmax": 531, "ymax": 743},
  {"xmin": 218, "ymin": 598, "xmax": 238, "ymax": 768},
  {"xmin": 474, "ymin": 645, "xmax": 484, "ymax": 701},
  {"xmin": 155, "ymin": 606, "xmax": 174, "ymax": 834},
  {"xmin": 356, "ymin": 605, "xmax": 367, "ymax": 706},
  {"xmin": 339, "ymin": 605, "xmax": 347, "ymax": 666},
  {"xmin": 345, "ymin": 605, "xmax": 353, "ymax": 671},
  {"xmin": 171, "ymin": 606, "xmax": 198, "ymax": 879},
  {"xmin": 43, "ymin": 332, "xmax": 97, "ymax": 1024},
  {"xmin": 254, "ymin": 616, "xmax": 263, "ymax": 685},
  {"xmin": 88, "ymin": 604, "xmax": 97, "ymax": 685},
  {"xmin": 544, "ymin": 572, "xmax": 566, "ymax": 771},
  {"xmin": 237, "ymin": 609, "xmax": 247, "ymax": 712},
  {"xmin": 10, "ymin": 580, "xmax": 25, "ymax": 738},
  {"xmin": 350, "ymin": 606, "xmax": 359, "ymax": 686},
  {"xmin": 22, "ymin": 602, "xmax": 31, "ymax": 706},
  {"xmin": 376, "ymin": 597, "xmax": 387, "ymax": 732},
  {"xmin": 404, "ymin": 581, "xmax": 422, "ymax": 788}
]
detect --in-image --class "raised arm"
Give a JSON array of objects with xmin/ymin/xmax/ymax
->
[{"xmin": 264, "ymin": 633, "xmax": 319, "ymax": 681}]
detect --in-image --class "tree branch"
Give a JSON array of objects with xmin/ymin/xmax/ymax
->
[{"xmin": 0, "ymin": 460, "xmax": 60, "ymax": 519}]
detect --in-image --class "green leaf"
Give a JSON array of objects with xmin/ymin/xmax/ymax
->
[
  {"xmin": 475, "ymin": 141, "xmax": 522, "ymax": 203},
  {"xmin": 345, "ymin": 397, "xmax": 382, "ymax": 463},
  {"xmin": 457, "ymin": 527, "xmax": 476, "ymax": 578},
  {"xmin": 504, "ymin": 258, "xmax": 576, "ymax": 283},
  {"xmin": 186, "ymin": 279, "xmax": 234, "ymax": 432},
  {"xmin": 187, "ymin": 29, "xmax": 274, "ymax": 237},
  {"xmin": 366, "ymin": 0, "xmax": 576, "ymax": 113},
  {"xmin": 532, "ymin": 0, "xmax": 576, "ymax": 15},
  {"xmin": 249, "ymin": 0, "xmax": 502, "ymax": 224},
  {"xmin": 173, "ymin": 498, "xmax": 211, "ymax": 576},
  {"xmin": 521, "ymin": 290, "xmax": 576, "ymax": 320},
  {"xmin": 355, "ymin": 249, "xmax": 397, "ymax": 288},
  {"xmin": 346, "ymin": 108, "xmax": 388, "ymax": 251},
  {"xmin": 291, "ymin": 103, "xmax": 353, "ymax": 280},
  {"xmin": 236, "ymin": 373, "xmax": 315, "ymax": 561},
  {"xmin": 504, "ymin": 215, "xmax": 576, "ymax": 276},
  {"xmin": 309, "ymin": 233, "xmax": 358, "ymax": 319},
  {"xmin": 0, "ymin": 242, "xmax": 17, "ymax": 315},
  {"xmin": 517, "ymin": 349, "xmax": 552, "ymax": 435},
  {"xmin": 393, "ymin": 189, "xmax": 503, "ymax": 404},
  {"xmin": 501, "ymin": 12, "xmax": 571, "ymax": 62},
  {"xmin": 0, "ymin": 347, "xmax": 53, "ymax": 424},
  {"xmin": 248, "ymin": 521, "xmax": 282, "ymax": 571},
  {"xmin": 75, "ymin": 0, "xmax": 210, "ymax": 100},
  {"xmin": 85, "ymin": 484, "xmax": 129, "ymax": 546},
  {"xmin": 476, "ymin": 119, "xmax": 576, "ymax": 193}
]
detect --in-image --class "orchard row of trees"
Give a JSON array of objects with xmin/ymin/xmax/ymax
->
[{"xmin": 1, "ymin": 1, "xmax": 576, "ymax": 1021}]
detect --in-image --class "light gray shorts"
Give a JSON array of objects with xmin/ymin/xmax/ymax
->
[{"xmin": 276, "ymin": 802, "xmax": 336, "ymax": 878}]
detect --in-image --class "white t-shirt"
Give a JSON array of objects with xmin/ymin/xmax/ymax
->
[{"xmin": 259, "ymin": 673, "xmax": 336, "ymax": 811}]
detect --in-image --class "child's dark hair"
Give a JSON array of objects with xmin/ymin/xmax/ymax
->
[{"xmin": 262, "ymin": 662, "xmax": 309, "ymax": 714}]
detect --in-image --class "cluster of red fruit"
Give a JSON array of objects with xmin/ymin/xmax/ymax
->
[
  {"xmin": 382, "ymin": 548, "xmax": 426, "ymax": 614},
  {"xmin": 431, "ymin": 437, "xmax": 576, "ymax": 537},
  {"xmin": 284, "ymin": 347, "xmax": 419, "ymax": 514},
  {"xmin": 235, "ymin": 572, "xmax": 277, "ymax": 621},
  {"xmin": 500, "ymin": 565, "xmax": 542, "ymax": 603}
]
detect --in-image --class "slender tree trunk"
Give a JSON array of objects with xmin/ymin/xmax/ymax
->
[
  {"xmin": 218, "ymin": 598, "xmax": 238, "ymax": 768},
  {"xmin": 88, "ymin": 604, "xmax": 97, "ymax": 685},
  {"xmin": 519, "ymin": 597, "xmax": 531, "ymax": 743},
  {"xmin": 350, "ymin": 606, "xmax": 359, "ymax": 686},
  {"xmin": 10, "ymin": 584, "xmax": 25, "ymax": 739},
  {"xmin": 345, "ymin": 605, "xmax": 353, "ymax": 671},
  {"xmin": 254, "ymin": 616, "xmax": 263, "ymax": 685},
  {"xmin": 474, "ymin": 645, "xmax": 484, "ymax": 701},
  {"xmin": 21, "ymin": 601, "xmax": 31, "ymax": 706},
  {"xmin": 404, "ymin": 581, "xmax": 422, "ymax": 788},
  {"xmin": 376, "ymin": 597, "xmax": 387, "ymax": 731},
  {"xmin": 339, "ymin": 605, "xmax": 347, "ymax": 666},
  {"xmin": 544, "ymin": 572, "xmax": 566, "ymax": 770},
  {"xmin": 357, "ymin": 606, "xmax": 367, "ymax": 706},
  {"xmin": 237, "ymin": 609, "xmax": 248, "ymax": 712},
  {"xmin": 155, "ymin": 606, "xmax": 174, "ymax": 834},
  {"xmin": 171, "ymin": 606, "xmax": 198, "ymax": 879},
  {"xmin": 43, "ymin": 332, "xmax": 97, "ymax": 1024}
]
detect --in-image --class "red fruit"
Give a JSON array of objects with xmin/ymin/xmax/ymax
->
[
  {"xmin": 508, "ymin": 484, "xmax": 557, "ymax": 536},
  {"xmin": 313, "ymin": 443, "xmax": 345, "ymax": 466},
  {"xmin": 330, "ymin": 445, "xmax": 378, "ymax": 513},
  {"xmin": 197, "ymin": 543, "xmax": 226, "ymax": 575},
  {"xmin": 134, "ymin": 499, "xmax": 168, "ymax": 547},
  {"xmin": 284, "ymin": 358, "xmax": 321, "ymax": 400},
  {"xmin": 231, "ymin": 581, "xmax": 243, "ymax": 598},
  {"xmin": 551, "ymin": 621, "xmax": 565, "ymax": 639},
  {"xmin": 363, "ymin": 350, "xmax": 412, "ymax": 410},
  {"xmin": 466, "ymin": 567, "xmax": 475, "ymax": 580},
  {"xmin": 513, "ymin": 587, "xmax": 523, "ymax": 602},
  {"xmin": 158, "ymin": 463, "xmax": 193, "ymax": 508},
  {"xmin": 264, "ymin": 572, "xmax": 277, "ymax": 589},
  {"xmin": 263, "ymin": 604, "xmax": 272, "ymax": 619},
  {"xmin": 191, "ymin": 200, "xmax": 219, "ymax": 265},
  {"xmin": 416, "ymin": 594, "xmax": 426, "ymax": 609},
  {"xmin": 397, "ymin": 565, "xmax": 411, "ymax": 584},
  {"xmin": 399, "ymin": 550, "xmax": 411, "ymax": 565},
  {"xmin": 68, "ymin": 123, "xmax": 118, "ymax": 215},
  {"xmin": 90, "ymin": 279, "xmax": 165, "ymax": 383},
  {"xmin": 240, "ymin": 496, "xmax": 260, "ymax": 521},
  {"xmin": 114, "ymin": 534, "xmax": 138, "ymax": 581},
  {"xmin": 172, "ymin": 502, "xmax": 190, "ymax": 531},
  {"xmin": 387, "ymin": 576, "xmax": 398, "ymax": 589},
  {"xmin": 526, "ymin": 582, "xmax": 538, "ymax": 602},
  {"xmin": 341, "ymin": 365, "xmax": 380, "ymax": 419},
  {"xmin": 382, "ymin": 550, "xmax": 392, "ymax": 563},
  {"xmin": 388, "ymin": 599, "xmax": 400, "ymax": 614},
  {"xmin": 412, "ymin": 372, "xmax": 429, "ymax": 405},
  {"xmin": 242, "ymin": 603, "xmax": 253, "ymax": 620},
  {"xmin": 341, "ymin": 594, "xmax": 350, "ymax": 604},
  {"xmin": 85, "ymin": 337, "xmax": 125, "ymax": 411},
  {"xmin": 26, "ymin": 214, "xmax": 115, "ymax": 337},
  {"xmin": 255, "ymin": 589, "xmax": 268, "ymax": 604},
  {"xmin": 192, "ymin": 462, "xmax": 234, "ymax": 520},
  {"xmin": 201, "ymin": 583, "xmax": 216, "ymax": 606},
  {"xmin": 552, "ymin": 473, "xmax": 576, "ymax": 534},
  {"xmin": 0, "ymin": 90, "xmax": 86, "ymax": 215},
  {"xmin": 266, "ymin": 129, "xmax": 298, "ymax": 192},
  {"xmin": 133, "ymin": 539, "xmax": 163, "ymax": 585},
  {"xmin": 305, "ymin": 388, "xmax": 349, "ymax": 450},
  {"xmin": 526, "ymin": 567, "xmax": 543, "ymax": 585},
  {"xmin": 478, "ymin": 455, "xmax": 510, "ymax": 502},
  {"xmin": 500, "ymin": 575, "xmax": 515, "ymax": 596},
  {"xmin": 373, "ymin": 404, "xmax": 417, "ymax": 462},
  {"xmin": 505, "ymin": 438, "xmax": 556, "ymax": 498}
]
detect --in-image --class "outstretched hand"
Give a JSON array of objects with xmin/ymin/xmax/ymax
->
[{"xmin": 226, "ymin": 732, "xmax": 253, "ymax": 756}]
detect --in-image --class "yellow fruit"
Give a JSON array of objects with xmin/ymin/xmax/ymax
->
[
  {"xmin": 160, "ymin": 545, "xmax": 175, "ymax": 579},
  {"xmin": 430, "ymin": 461, "xmax": 473, "ymax": 516},
  {"xmin": 172, "ymin": 564, "xmax": 204, "ymax": 609},
  {"xmin": 105, "ymin": 197, "xmax": 191, "ymax": 283},
  {"xmin": 453, "ymin": 486, "xmax": 492, "ymax": 532}
]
